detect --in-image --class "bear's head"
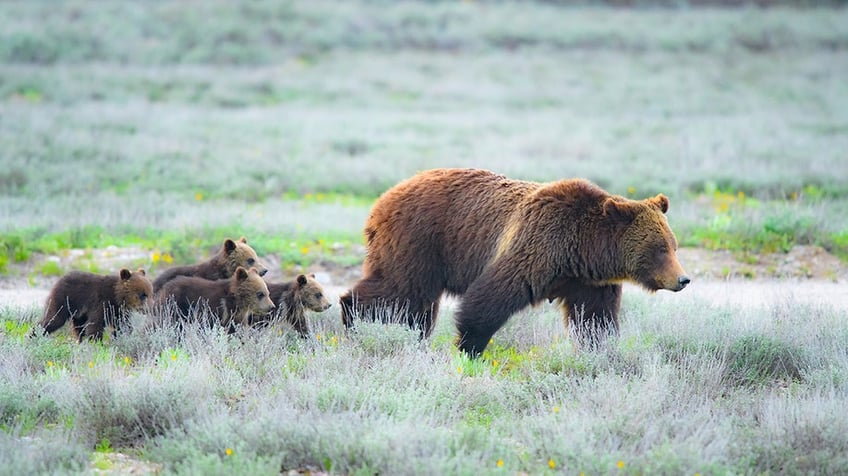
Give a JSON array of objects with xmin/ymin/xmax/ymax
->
[
  {"xmin": 115, "ymin": 268, "xmax": 154, "ymax": 311},
  {"xmin": 294, "ymin": 274, "xmax": 332, "ymax": 312},
  {"xmin": 604, "ymin": 194, "xmax": 690, "ymax": 292},
  {"xmin": 232, "ymin": 266, "xmax": 276, "ymax": 315},
  {"xmin": 223, "ymin": 237, "xmax": 268, "ymax": 277}
]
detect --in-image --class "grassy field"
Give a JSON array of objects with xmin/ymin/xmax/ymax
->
[
  {"xmin": 4, "ymin": 290, "xmax": 848, "ymax": 474},
  {"xmin": 2, "ymin": 1, "xmax": 848, "ymax": 474}
]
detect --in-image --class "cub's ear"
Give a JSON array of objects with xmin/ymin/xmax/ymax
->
[
  {"xmin": 119, "ymin": 269, "xmax": 132, "ymax": 281},
  {"xmin": 648, "ymin": 194, "xmax": 670, "ymax": 214},
  {"xmin": 602, "ymin": 198, "xmax": 636, "ymax": 222},
  {"xmin": 224, "ymin": 239, "xmax": 237, "ymax": 253},
  {"xmin": 296, "ymin": 274, "xmax": 308, "ymax": 287},
  {"xmin": 136, "ymin": 268, "xmax": 146, "ymax": 276},
  {"xmin": 238, "ymin": 236, "xmax": 248, "ymax": 244},
  {"xmin": 308, "ymin": 273, "xmax": 316, "ymax": 279},
  {"xmin": 235, "ymin": 267, "xmax": 249, "ymax": 281}
]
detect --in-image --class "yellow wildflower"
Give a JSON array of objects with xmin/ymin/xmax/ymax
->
[{"xmin": 548, "ymin": 459, "xmax": 556, "ymax": 469}]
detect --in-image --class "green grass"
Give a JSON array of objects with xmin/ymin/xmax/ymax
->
[{"xmin": 3, "ymin": 288, "xmax": 848, "ymax": 474}]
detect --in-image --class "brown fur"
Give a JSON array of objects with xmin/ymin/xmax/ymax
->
[
  {"xmin": 156, "ymin": 266, "xmax": 275, "ymax": 330},
  {"xmin": 36, "ymin": 268, "xmax": 153, "ymax": 342},
  {"xmin": 340, "ymin": 168, "xmax": 690, "ymax": 357},
  {"xmin": 250, "ymin": 274, "xmax": 331, "ymax": 336},
  {"xmin": 152, "ymin": 237, "xmax": 268, "ymax": 294}
]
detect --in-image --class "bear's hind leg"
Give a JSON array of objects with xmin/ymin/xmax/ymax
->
[
  {"xmin": 407, "ymin": 297, "xmax": 441, "ymax": 340},
  {"xmin": 340, "ymin": 273, "xmax": 397, "ymax": 328},
  {"xmin": 38, "ymin": 301, "xmax": 71, "ymax": 336}
]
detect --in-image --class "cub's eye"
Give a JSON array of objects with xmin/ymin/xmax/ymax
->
[
  {"xmin": 247, "ymin": 258, "xmax": 256, "ymax": 265},
  {"xmin": 315, "ymin": 293, "xmax": 323, "ymax": 299},
  {"xmin": 256, "ymin": 292, "xmax": 265, "ymax": 300},
  {"xmin": 139, "ymin": 292, "xmax": 148, "ymax": 301}
]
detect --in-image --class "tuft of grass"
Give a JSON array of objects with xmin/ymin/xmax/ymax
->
[{"xmin": 725, "ymin": 334, "xmax": 807, "ymax": 387}]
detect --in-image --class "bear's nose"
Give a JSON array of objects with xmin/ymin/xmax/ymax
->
[
  {"xmin": 259, "ymin": 269, "xmax": 268, "ymax": 277},
  {"xmin": 678, "ymin": 276, "xmax": 691, "ymax": 290}
]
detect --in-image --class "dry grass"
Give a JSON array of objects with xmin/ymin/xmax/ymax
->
[{"xmin": 2, "ymin": 284, "xmax": 847, "ymax": 474}]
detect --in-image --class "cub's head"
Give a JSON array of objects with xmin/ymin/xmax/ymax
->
[
  {"xmin": 234, "ymin": 266, "xmax": 275, "ymax": 314},
  {"xmin": 604, "ymin": 194, "xmax": 690, "ymax": 293},
  {"xmin": 294, "ymin": 274, "xmax": 332, "ymax": 312},
  {"xmin": 223, "ymin": 237, "xmax": 268, "ymax": 277},
  {"xmin": 115, "ymin": 268, "xmax": 154, "ymax": 311}
]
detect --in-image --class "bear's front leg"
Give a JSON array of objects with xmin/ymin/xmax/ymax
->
[
  {"xmin": 553, "ymin": 280, "xmax": 622, "ymax": 349},
  {"xmin": 455, "ymin": 266, "xmax": 535, "ymax": 358}
]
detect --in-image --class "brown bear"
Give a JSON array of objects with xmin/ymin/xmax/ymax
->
[
  {"xmin": 152, "ymin": 237, "xmax": 268, "ymax": 294},
  {"xmin": 36, "ymin": 268, "xmax": 153, "ymax": 342},
  {"xmin": 250, "ymin": 274, "xmax": 332, "ymax": 336},
  {"xmin": 155, "ymin": 266, "xmax": 275, "ymax": 331},
  {"xmin": 340, "ymin": 168, "xmax": 690, "ymax": 357}
]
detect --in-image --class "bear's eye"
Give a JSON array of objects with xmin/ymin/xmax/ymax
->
[
  {"xmin": 256, "ymin": 291, "xmax": 265, "ymax": 300},
  {"xmin": 315, "ymin": 293, "xmax": 323, "ymax": 299},
  {"xmin": 247, "ymin": 258, "xmax": 255, "ymax": 265},
  {"xmin": 139, "ymin": 292, "xmax": 147, "ymax": 301}
]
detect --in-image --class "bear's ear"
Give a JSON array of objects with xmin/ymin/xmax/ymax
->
[
  {"xmin": 136, "ymin": 268, "xmax": 146, "ymax": 276},
  {"xmin": 296, "ymin": 274, "xmax": 308, "ymax": 287},
  {"xmin": 308, "ymin": 273, "xmax": 316, "ymax": 279},
  {"xmin": 119, "ymin": 269, "xmax": 132, "ymax": 281},
  {"xmin": 235, "ymin": 267, "xmax": 249, "ymax": 281},
  {"xmin": 224, "ymin": 239, "xmax": 237, "ymax": 254},
  {"xmin": 648, "ymin": 194, "xmax": 669, "ymax": 214},
  {"xmin": 238, "ymin": 236, "xmax": 248, "ymax": 244},
  {"xmin": 602, "ymin": 198, "xmax": 636, "ymax": 222}
]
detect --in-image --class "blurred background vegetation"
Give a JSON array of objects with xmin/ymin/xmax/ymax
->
[{"xmin": 1, "ymin": 0, "xmax": 847, "ymax": 272}]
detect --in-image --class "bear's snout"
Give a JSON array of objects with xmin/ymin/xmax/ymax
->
[{"xmin": 676, "ymin": 275, "xmax": 691, "ymax": 291}]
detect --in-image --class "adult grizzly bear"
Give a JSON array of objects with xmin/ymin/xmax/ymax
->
[
  {"xmin": 340, "ymin": 168, "xmax": 690, "ymax": 357},
  {"xmin": 152, "ymin": 237, "xmax": 268, "ymax": 294},
  {"xmin": 36, "ymin": 268, "xmax": 153, "ymax": 342}
]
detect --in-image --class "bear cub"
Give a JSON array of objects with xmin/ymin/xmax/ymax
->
[
  {"xmin": 156, "ymin": 266, "xmax": 275, "ymax": 331},
  {"xmin": 152, "ymin": 237, "xmax": 268, "ymax": 294},
  {"xmin": 36, "ymin": 268, "xmax": 153, "ymax": 342},
  {"xmin": 250, "ymin": 274, "xmax": 332, "ymax": 336}
]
